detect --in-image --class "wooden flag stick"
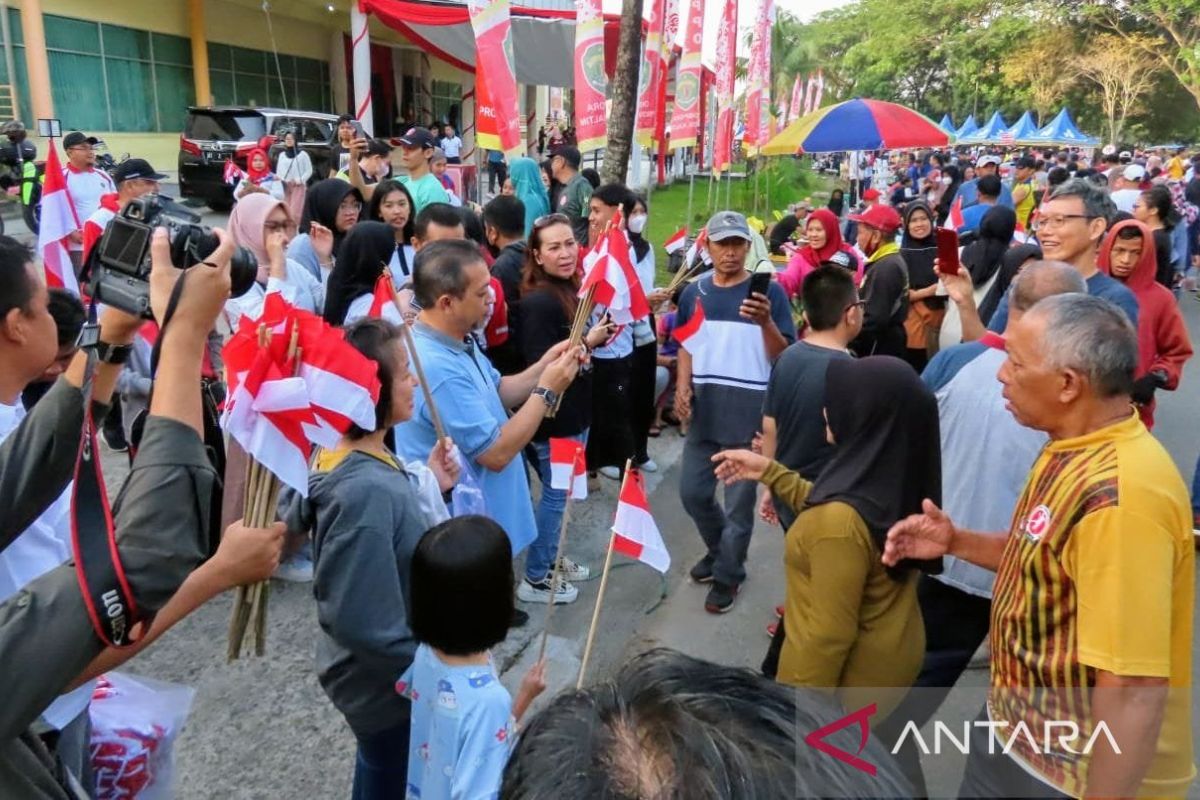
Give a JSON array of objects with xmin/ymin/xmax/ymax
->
[
  {"xmin": 538, "ymin": 491, "xmax": 575, "ymax": 662},
  {"xmin": 385, "ymin": 270, "xmax": 447, "ymax": 442},
  {"xmin": 576, "ymin": 459, "xmax": 633, "ymax": 689}
]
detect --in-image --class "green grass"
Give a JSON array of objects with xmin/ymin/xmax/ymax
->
[{"xmin": 643, "ymin": 157, "xmax": 835, "ymax": 284}]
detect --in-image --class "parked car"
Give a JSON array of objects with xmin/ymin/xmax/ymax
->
[{"xmin": 179, "ymin": 106, "xmax": 339, "ymax": 211}]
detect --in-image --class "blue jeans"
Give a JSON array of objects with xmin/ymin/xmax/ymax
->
[
  {"xmin": 527, "ymin": 431, "xmax": 588, "ymax": 582},
  {"xmin": 351, "ymin": 717, "xmax": 411, "ymax": 800}
]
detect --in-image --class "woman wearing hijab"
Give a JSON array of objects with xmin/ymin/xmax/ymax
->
[
  {"xmin": 827, "ymin": 189, "xmax": 845, "ymax": 219},
  {"xmin": 323, "ymin": 221, "xmax": 406, "ymax": 327},
  {"xmin": 934, "ymin": 164, "xmax": 962, "ymax": 225},
  {"xmin": 233, "ymin": 147, "xmax": 284, "ymax": 202},
  {"xmin": 508, "ymin": 157, "xmax": 551, "ymax": 236},
  {"xmin": 778, "ymin": 209, "xmax": 864, "ymax": 299},
  {"xmin": 937, "ymin": 207, "xmax": 1024, "ymax": 351},
  {"xmin": 276, "ymin": 131, "xmax": 313, "ymax": 221},
  {"xmin": 287, "ymin": 178, "xmax": 364, "ymax": 285},
  {"xmin": 713, "ymin": 356, "xmax": 939, "ymax": 720},
  {"xmin": 900, "ymin": 202, "xmax": 945, "ymax": 371}
]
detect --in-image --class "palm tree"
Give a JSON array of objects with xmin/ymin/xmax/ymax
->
[{"xmin": 602, "ymin": 0, "xmax": 644, "ymax": 185}]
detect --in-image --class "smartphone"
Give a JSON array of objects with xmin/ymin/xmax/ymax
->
[
  {"xmin": 351, "ymin": 119, "xmax": 366, "ymax": 140},
  {"xmin": 935, "ymin": 227, "xmax": 961, "ymax": 276},
  {"xmin": 748, "ymin": 260, "xmax": 774, "ymax": 298}
]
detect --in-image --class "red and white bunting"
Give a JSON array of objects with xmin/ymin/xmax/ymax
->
[
  {"xmin": 38, "ymin": 141, "xmax": 80, "ymax": 295},
  {"xmin": 612, "ymin": 469, "xmax": 669, "ymax": 573},
  {"xmin": 548, "ymin": 437, "xmax": 588, "ymax": 500}
]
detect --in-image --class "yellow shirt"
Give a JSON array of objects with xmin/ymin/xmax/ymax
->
[
  {"xmin": 1166, "ymin": 156, "xmax": 1186, "ymax": 181},
  {"xmin": 990, "ymin": 412, "xmax": 1195, "ymax": 797},
  {"xmin": 765, "ymin": 462, "xmax": 924, "ymax": 722}
]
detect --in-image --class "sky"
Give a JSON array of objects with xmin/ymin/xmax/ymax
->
[{"xmin": 777, "ymin": 0, "xmax": 854, "ymax": 22}]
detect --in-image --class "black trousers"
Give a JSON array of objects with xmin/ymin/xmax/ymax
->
[
  {"xmin": 630, "ymin": 337, "xmax": 658, "ymax": 463},
  {"xmin": 488, "ymin": 161, "xmax": 507, "ymax": 193},
  {"xmin": 586, "ymin": 355, "xmax": 634, "ymax": 470}
]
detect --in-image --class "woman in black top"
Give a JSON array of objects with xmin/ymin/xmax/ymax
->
[
  {"xmin": 516, "ymin": 214, "xmax": 613, "ymax": 603},
  {"xmin": 899, "ymin": 202, "xmax": 944, "ymax": 371},
  {"xmin": 1134, "ymin": 185, "xmax": 1180, "ymax": 288}
]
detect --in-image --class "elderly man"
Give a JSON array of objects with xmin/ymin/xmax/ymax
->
[{"xmin": 885, "ymin": 294, "xmax": 1195, "ymax": 798}]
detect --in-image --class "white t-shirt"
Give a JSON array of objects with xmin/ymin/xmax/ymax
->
[
  {"xmin": 441, "ymin": 136, "xmax": 463, "ymax": 159},
  {"xmin": 1110, "ymin": 188, "xmax": 1142, "ymax": 214},
  {"xmin": 64, "ymin": 166, "xmax": 116, "ymax": 250}
]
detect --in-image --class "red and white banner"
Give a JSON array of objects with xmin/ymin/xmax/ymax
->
[
  {"xmin": 635, "ymin": 0, "xmax": 666, "ymax": 148},
  {"xmin": 580, "ymin": 221, "xmax": 650, "ymax": 325},
  {"xmin": 672, "ymin": 297, "xmax": 711, "ymax": 354},
  {"xmin": 468, "ymin": 0, "xmax": 523, "ymax": 156},
  {"xmin": 789, "ymin": 75, "xmax": 805, "ymax": 126},
  {"xmin": 711, "ymin": 0, "xmax": 737, "ymax": 175},
  {"xmin": 612, "ymin": 468, "xmax": 669, "ymax": 573},
  {"xmin": 664, "ymin": 227, "xmax": 688, "ymax": 254},
  {"xmin": 743, "ymin": 0, "xmax": 774, "ymax": 153},
  {"xmin": 573, "ymin": 0, "xmax": 607, "ymax": 153},
  {"xmin": 804, "ymin": 71, "xmax": 820, "ymax": 115},
  {"xmin": 812, "ymin": 69, "xmax": 825, "ymax": 113},
  {"xmin": 549, "ymin": 437, "xmax": 588, "ymax": 499},
  {"xmin": 37, "ymin": 141, "xmax": 80, "ymax": 295},
  {"xmin": 670, "ymin": 0, "xmax": 704, "ymax": 148}
]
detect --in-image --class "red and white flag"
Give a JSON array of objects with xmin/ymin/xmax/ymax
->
[
  {"xmin": 81, "ymin": 193, "xmax": 119, "ymax": 263},
  {"xmin": 580, "ymin": 222, "xmax": 650, "ymax": 324},
  {"xmin": 948, "ymin": 195, "xmax": 965, "ymax": 230},
  {"xmin": 664, "ymin": 227, "xmax": 688, "ymax": 254},
  {"xmin": 548, "ymin": 437, "xmax": 587, "ymax": 499},
  {"xmin": 612, "ymin": 468, "xmax": 669, "ymax": 573},
  {"xmin": 672, "ymin": 297, "xmax": 711, "ymax": 354},
  {"xmin": 37, "ymin": 141, "xmax": 80, "ymax": 295},
  {"xmin": 223, "ymin": 159, "xmax": 244, "ymax": 185},
  {"xmin": 369, "ymin": 271, "xmax": 396, "ymax": 319},
  {"xmin": 789, "ymin": 75, "xmax": 805, "ymax": 126},
  {"xmin": 812, "ymin": 69, "xmax": 825, "ymax": 112}
]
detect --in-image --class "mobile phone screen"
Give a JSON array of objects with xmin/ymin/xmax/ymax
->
[{"xmin": 936, "ymin": 228, "xmax": 961, "ymax": 276}]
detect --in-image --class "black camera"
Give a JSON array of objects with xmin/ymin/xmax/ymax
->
[{"xmin": 89, "ymin": 194, "xmax": 257, "ymax": 319}]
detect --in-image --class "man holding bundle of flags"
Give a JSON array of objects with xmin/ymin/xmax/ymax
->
[{"xmin": 673, "ymin": 211, "xmax": 795, "ymax": 614}]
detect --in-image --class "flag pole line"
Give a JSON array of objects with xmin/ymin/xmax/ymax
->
[
  {"xmin": 576, "ymin": 459, "xmax": 633, "ymax": 689},
  {"xmin": 537, "ymin": 493, "xmax": 574, "ymax": 662}
]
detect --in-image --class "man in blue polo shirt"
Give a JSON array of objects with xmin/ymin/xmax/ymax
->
[
  {"xmin": 954, "ymin": 154, "xmax": 1014, "ymax": 210},
  {"xmin": 393, "ymin": 240, "xmax": 584, "ymax": 605}
]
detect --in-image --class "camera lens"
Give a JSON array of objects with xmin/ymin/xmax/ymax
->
[{"xmin": 227, "ymin": 247, "xmax": 258, "ymax": 298}]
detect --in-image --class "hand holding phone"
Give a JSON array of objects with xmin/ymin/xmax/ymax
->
[
  {"xmin": 748, "ymin": 260, "xmax": 774, "ymax": 298},
  {"xmin": 935, "ymin": 227, "xmax": 961, "ymax": 276}
]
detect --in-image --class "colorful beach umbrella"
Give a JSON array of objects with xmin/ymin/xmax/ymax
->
[{"xmin": 761, "ymin": 98, "xmax": 949, "ymax": 156}]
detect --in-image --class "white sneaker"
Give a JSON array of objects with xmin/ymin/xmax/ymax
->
[
  {"xmin": 555, "ymin": 556, "xmax": 592, "ymax": 582},
  {"xmin": 598, "ymin": 466, "xmax": 621, "ymax": 480},
  {"xmin": 273, "ymin": 552, "xmax": 314, "ymax": 583},
  {"xmin": 637, "ymin": 458, "xmax": 658, "ymax": 473},
  {"xmin": 517, "ymin": 576, "xmax": 579, "ymax": 604}
]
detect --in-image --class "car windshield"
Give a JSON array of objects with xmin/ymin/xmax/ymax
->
[{"xmin": 185, "ymin": 112, "xmax": 266, "ymax": 142}]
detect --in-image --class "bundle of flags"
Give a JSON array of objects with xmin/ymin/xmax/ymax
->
[
  {"xmin": 221, "ymin": 293, "xmax": 382, "ymax": 495},
  {"xmin": 579, "ymin": 215, "xmax": 650, "ymax": 324}
]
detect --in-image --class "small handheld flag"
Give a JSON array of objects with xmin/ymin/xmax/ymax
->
[
  {"xmin": 664, "ymin": 227, "xmax": 688, "ymax": 255},
  {"xmin": 612, "ymin": 468, "xmax": 669, "ymax": 573},
  {"xmin": 548, "ymin": 438, "xmax": 588, "ymax": 499}
]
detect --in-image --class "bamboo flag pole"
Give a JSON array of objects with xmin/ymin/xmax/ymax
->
[
  {"xmin": 385, "ymin": 269, "xmax": 447, "ymax": 442},
  {"xmin": 537, "ymin": 488, "xmax": 575, "ymax": 662},
  {"xmin": 548, "ymin": 218, "xmax": 612, "ymax": 418},
  {"xmin": 576, "ymin": 459, "xmax": 633, "ymax": 690}
]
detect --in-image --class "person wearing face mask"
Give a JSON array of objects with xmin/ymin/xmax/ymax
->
[
  {"xmin": 276, "ymin": 131, "xmax": 313, "ymax": 222},
  {"xmin": 367, "ymin": 179, "xmax": 418, "ymax": 290},
  {"xmin": 626, "ymin": 196, "xmax": 670, "ymax": 472},
  {"xmin": 287, "ymin": 179, "xmax": 364, "ymax": 286},
  {"xmin": 233, "ymin": 148, "xmax": 285, "ymax": 202}
]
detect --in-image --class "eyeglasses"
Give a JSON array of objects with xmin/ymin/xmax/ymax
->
[
  {"xmin": 339, "ymin": 201, "xmax": 363, "ymax": 214},
  {"xmin": 264, "ymin": 220, "xmax": 297, "ymax": 234},
  {"xmin": 532, "ymin": 213, "xmax": 570, "ymax": 229},
  {"xmin": 1036, "ymin": 214, "xmax": 1095, "ymax": 231}
]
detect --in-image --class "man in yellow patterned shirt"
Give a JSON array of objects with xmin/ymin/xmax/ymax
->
[{"xmin": 885, "ymin": 294, "xmax": 1194, "ymax": 798}]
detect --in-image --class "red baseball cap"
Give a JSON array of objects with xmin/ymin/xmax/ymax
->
[
  {"xmin": 862, "ymin": 188, "xmax": 881, "ymax": 202},
  {"xmin": 848, "ymin": 204, "xmax": 902, "ymax": 235}
]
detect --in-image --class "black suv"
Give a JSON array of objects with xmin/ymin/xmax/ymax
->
[{"xmin": 179, "ymin": 106, "xmax": 339, "ymax": 211}]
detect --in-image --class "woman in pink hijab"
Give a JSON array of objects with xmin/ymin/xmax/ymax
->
[{"xmin": 777, "ymin": 208, "xmax": 864, "ymax": 298}]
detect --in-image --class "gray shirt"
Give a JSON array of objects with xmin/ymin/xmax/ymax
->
[{"xmin": 0, "ymin": 379, "xmax": 216, "ymax": 798}]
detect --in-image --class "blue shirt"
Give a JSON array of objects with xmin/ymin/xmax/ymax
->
[
  {"xmin": 397, "ymin": 644, "xmax": 513, "ymax": 800},
  {"xmin": 956, "ymin": 202, "xmax": 994, "ymax": 235},
  {"xmin": 954, "ymin": 178, "xmax": 1014, "ymax": 210},
  {"xmin": 987, "ymin": 271, "xmax": 1139, "ymax": 334},
  {"xmin": 394, "ymin": 322, "xmax": 537, "ymax": 554}
]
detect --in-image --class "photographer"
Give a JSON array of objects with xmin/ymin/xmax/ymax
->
[{"xmin": 0, "ymin": 230, "xmax": 277, "ymax": 797}]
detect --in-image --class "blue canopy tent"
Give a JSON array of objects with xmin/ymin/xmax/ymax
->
[
  {"xmin": 954, "ymin": 115, "xmax": 979, "ymax": 140},
  {"xmin": 1026, "ymin": 109, "xmax": 1100, "ymax": 148},
  {"xmin": 1004, "ymin": 111, "xmax": 1040, "ymax": 144},
  {"xmin": 938, "ymin": 114, "xmax": 956, "ymax": 135},
  {"xmin": 959, "ymin": 111, "xmax": 1009, "ymax": 144}
]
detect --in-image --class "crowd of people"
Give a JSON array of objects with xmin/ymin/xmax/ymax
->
[{"xmin": 1, "ymin": 120, "xmax": 1198, "ymax": 799}]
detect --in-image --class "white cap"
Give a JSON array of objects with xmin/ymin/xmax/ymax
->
[
  {"xmin": 1123, "ymin": 164, "xmax": 1146, "ymax": 181},
  {"xmin": 1118, "ymin": 150, "xmax": 1132, "ymax": 160},
  {"xmin": 977, "ymin": 155, "xmax": 1002, "ymax": 167}
]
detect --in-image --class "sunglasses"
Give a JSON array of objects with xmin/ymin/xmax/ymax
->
[{"xmin": 532, "ymin": 213, "xmax": 571, "ymax": 230}]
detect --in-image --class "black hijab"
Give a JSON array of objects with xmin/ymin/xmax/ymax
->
[
  {"xmin": 979, "ymin": 242, "xmax": 1041, "ymax": 327},
  {"xmin": 899, "ymin": 201, "xmax": 938, "ymax": 290},
  {"xmin": 961, "ymin": 205, "xmax": 1017, "ymax": 291},
  {"xmin": 806, "ymin": 356, "xmax": 942, "ymax": 579},
  {"xmin": 322, "ymin": 221, "xmax": 398, "ymax": 326},
  {"xmin": 827, "ymin": 189, "xmax": 845, "ymax": 218},
  {"xmin": 301, "ymin": 179, "xmax": 362, "ymax": 257}
]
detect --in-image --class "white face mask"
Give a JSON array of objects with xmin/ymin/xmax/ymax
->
[{"xmin": 628, "ymin": 213, "xmax": 648, "ymax": 235}]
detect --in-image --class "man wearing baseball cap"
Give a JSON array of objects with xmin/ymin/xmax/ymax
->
[
  {"xmin": 1111, "ymin": 164, "xmax": 1146, "ymax": 214},
  {"xmin": 81, "ymin": 159, "xmax": 167, "ymax": 262},
  {"xmin": 396, "ymin": 127, "xmax": 449, "ymax": 213},
  {"xmin": 675, "ymin": 210, "xmax": 796, "ymax": 614},
  {"xmin": 954, "ymin": 153, "xmax": 1014, "ymax": 211},
  {"xmin": 62, "ymin": 131, "xmax": 116, "ymax": 265},
  {"xmin": 847, "ymin": 204, "xmax": 909, "ymax": 359}
]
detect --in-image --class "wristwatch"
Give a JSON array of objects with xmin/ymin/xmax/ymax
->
[
  {"xmin": 95, "ymin": 341, "xmax": 133, "ymax": 365},
  {"xmin": 531, "ymin": 387, "xmax": 559, "ymax": 409}
]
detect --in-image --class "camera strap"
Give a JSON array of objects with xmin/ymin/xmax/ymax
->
[{"xmin": 70, "ymin": 312, "xmax": 140, "ymax": 648}]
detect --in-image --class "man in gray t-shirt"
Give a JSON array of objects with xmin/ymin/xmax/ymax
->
[{"xmin": 675, "ymin": 212, "xmax": 795, "ymax": 614}]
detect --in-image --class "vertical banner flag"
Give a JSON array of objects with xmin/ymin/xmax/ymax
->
[
  {"xmin": 789, "ymin": 75, "xmax": 805, "ymax": 125},
  {"xmin": 468, "ymin": 0, "xmax": 523, "ymax": 156},
  {"xmin": 573, "ymin": 0, "xmax": 607, "ymax": 153},
  {"xmin": 635, "ymin": 0, "xmax": 666, "ymax": 147},
  {"xmin": 804, "ymin": 72, "xmax": 819, "ymax": 115},
  {"xmin": 813, "ymin": 69, "xmax": 825, "ymax": 113},
  {"xmin": 743, "ymin": 0, "xmax": 773, "ymax": 153},
  {"xmin": 38, "ymin": 141, "xmax": 80, "ymax": 295},
  {"xmin": 654, "ymin": 0, "xmax": 680, "ymax": 184},
  {"xmin": 712, "ymin": 0, "xmax": 737, "ymax": 175},
  {"xmin": 670, "ymin": 0, "xmax": 705, "ymax": 148}
]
